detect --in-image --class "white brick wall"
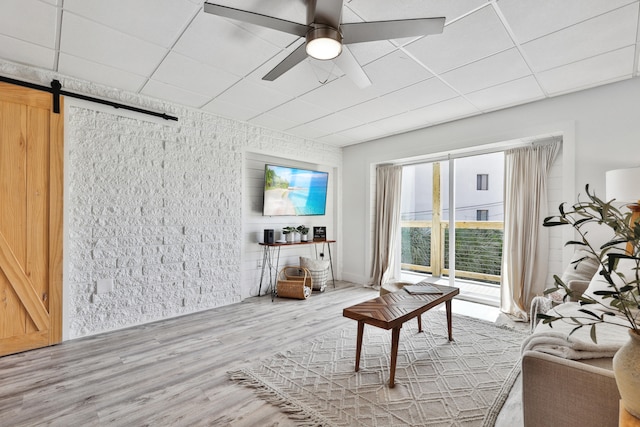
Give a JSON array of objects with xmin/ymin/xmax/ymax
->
[
  {"xmin": 0, "ymin": 58, "xmax": 341, "ymax": 339},
  {"xmin": 67, "ymin": 106, "xmax": 241, "ymax": 336}
]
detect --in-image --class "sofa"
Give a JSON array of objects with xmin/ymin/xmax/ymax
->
[{"xmin": 522, "ymin": 250, "xmax": 632, "ymax": 427}]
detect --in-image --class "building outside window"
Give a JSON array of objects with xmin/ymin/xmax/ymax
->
[
  {"xmin": 477, "ymin": 173, "xmax": 489, "ymax": 190},
  {"xmin": 476, "ymin": 209, "xmax": 489, "ymax": 221}
]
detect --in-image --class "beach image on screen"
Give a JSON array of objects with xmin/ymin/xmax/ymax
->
[{"xmin": 263, "ymin": 165, "xmax": 328, "ymax": 216}]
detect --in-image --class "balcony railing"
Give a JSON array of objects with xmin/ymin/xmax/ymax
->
[{"xmin": 401, "ymin": 220, "xmax": 504, "ymax": 284}]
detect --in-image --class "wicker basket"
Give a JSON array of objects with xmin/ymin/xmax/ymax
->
[{"xmin": 276, "ymin": 266, "xmax": 312, "ymax": 299}]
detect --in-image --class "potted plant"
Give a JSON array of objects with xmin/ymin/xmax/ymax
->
[
  {"xmin": 282, "ymin": 226, "xmax": 297, "ymax": 243},
  {"xmin": 541, "ymin": 184, "xmax": 640, "ymax": 417},
  {"xmin": 297, "ymin": 225, "xmax": 310, "ymax": 242}
]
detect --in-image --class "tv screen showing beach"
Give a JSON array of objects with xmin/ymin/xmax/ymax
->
[{"xmin": 263, "ymin": 165, "xmax": 328, "ymax": 216}]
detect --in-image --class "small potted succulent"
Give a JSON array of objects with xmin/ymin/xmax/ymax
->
[
  {"xmin": 297, "ymin": 225, "xmax": 310, "ymax": 242},
  {"xmin": 282, "ymin": 226, "xmax": 296, "ymax": 243}
]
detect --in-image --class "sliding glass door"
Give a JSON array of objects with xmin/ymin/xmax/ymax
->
[{"xmin": 400, "ymin": 152, "xmax": 504, "ymax": 291}]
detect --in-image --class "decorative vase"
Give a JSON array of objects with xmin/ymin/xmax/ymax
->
[{"xmin": 613, "ymin": 329, "xmax": 640, "ymax": 418}]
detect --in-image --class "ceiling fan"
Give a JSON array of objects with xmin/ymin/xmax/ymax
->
[{"xmin": 203, "ymin": 0, "xmax": 445, "ymax": 88}]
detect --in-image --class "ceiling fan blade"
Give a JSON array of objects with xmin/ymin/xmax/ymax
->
[
  {"xmin": 263, "ymin": 43, "xmax": 309, "ymax": 81},
  {"xmin": 334, "ymin": 46, "xmax": 371, "ymax": 88},
  {"xmin": 203, "ymin": 3, "xmax": 310, "ymax": 37},
  {"xmin": 341, "ymin": 17, "xmax": 445, "ymax": 44},
  {"xmin": 313, "ymin": 0, "xmax": 343, "ymax": 28}
]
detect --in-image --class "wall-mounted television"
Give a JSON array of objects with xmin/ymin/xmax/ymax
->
[{"xmin": 263, "ymin": 164, "xmax": 328, "ymax": 216}]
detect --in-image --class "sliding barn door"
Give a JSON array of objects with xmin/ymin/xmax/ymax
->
[{"xmin": 0, "ymin": 82, "xmax": 63, "ymax": 356}]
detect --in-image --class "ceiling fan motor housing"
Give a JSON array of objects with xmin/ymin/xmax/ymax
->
[{"xmin": 306, "ymin": 26, "xmax": 343, "ymax": 60}]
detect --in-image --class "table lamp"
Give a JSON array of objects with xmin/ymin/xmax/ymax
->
[{"xmin": 606, "ymin": 166, "xmax": 640, "ymax": 255}]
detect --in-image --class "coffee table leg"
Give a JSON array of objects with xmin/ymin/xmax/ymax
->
[
  {"xmin": 389, "ymin": 326, "xmax": 401, "ymax": 388},
  {"xmin": 417, "ymin": 315, "xmax": 422, "ymax": 333},
  {"xmin": 355, "ymin": 321, "xmax": 364, "ymax": 372},
  {"xmin": 446, "ymin": 299, "xmax": 453, "ymax": 341}
]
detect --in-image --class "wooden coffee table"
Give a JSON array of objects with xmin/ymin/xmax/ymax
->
[{"xmin": 343, "ymin": 284, "xmax": 459, "ymax": 387}]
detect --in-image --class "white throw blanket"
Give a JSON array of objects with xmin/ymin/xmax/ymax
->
[
  {"xmin": 523, "ymin": 302, "xmax": 629, "ymax": 359},
  {"xmin": 521, "ymin": 331, "xmax": 621, "ymax": 359}
]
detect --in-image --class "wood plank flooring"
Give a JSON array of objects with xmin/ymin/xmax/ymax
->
[
  {"xmin": 0, "ymin": 283, "xmax": 380, "ymax": 426},
  {"xmin": 0, "ymin": 282, "xmax": 520, "ymax": 426}
]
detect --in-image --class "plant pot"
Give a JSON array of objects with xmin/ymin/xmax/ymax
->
[
  {"xmin": 285, "ymin": 233, "xmax": 294, "ymax": 243},
  {"xmin": 301, "ymin": 234, "xmax": 308, "ymax": 242},
  {"xmin": 613, "ymin": 329, "xmax": 640, "ymax": 418}
]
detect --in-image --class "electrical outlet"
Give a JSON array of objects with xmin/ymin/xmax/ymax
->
[{"xmin": 257, "ymin": 259, "xmax": 262, "ymax": 268}]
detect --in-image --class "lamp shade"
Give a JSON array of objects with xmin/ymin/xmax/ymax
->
[{"xmin": 606, "ymin": 167, "xmax": 640, "ymax": 203}]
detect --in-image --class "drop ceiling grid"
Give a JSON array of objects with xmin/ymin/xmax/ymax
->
[{"xmin": 0, "ymin": 0, "xmax": 639, "ymax": 146}]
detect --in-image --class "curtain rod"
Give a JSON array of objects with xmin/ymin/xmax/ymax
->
[
  {"xmin": 396, "ymin": 136, "xmax": 563, "ymax": 168},
  {"xmin": 0, "ymin": 75, "xmax": 178, "ymax": 121}
]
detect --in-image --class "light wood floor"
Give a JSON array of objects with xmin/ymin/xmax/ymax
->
[{"xmin": 0, "ymin": 282, "xmax": 515, "ymax": 426}]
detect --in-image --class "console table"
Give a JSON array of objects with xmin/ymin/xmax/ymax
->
[{"xmin": 258, "ymin": 240, "xmax": 336, "ymax": 299}]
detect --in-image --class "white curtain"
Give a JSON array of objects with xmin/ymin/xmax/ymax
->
[
  {"xmin": 501, "ymin": 142, "xmax": 560, "ymax": 321},
  {"xmin": 370, "ymin": 164, "xmax": 403, "ymax": 288}
]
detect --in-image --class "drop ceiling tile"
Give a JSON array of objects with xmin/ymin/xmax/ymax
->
[
  {"xmin": 213, "ymin": 79, "xmax": 293, "ymax": 114},
  {"xmin": 0, "ymin": 34, "xmax": 56, "ymax": 69},
  {"xmin": 285, "ymin": 123, "xmax": 328, "ymax": 140},
  {"xmin": 299, "ymin": 111, "xmax": 365, "ymax": 135},
  {"xmin": 317, "ymin": 133, "xmax": 358, "ymax": 147},
  {"xmin": 60, "ymin": 13, "xmax": 168, "ymax": 76},
  {"xmin": 334, "ymin": 122, "xmax": 389, "ymax": 142},
  {"xmin": 173, "ymin": 12, "xmax": 282, "ymax": 77},
  {"xmin": 498, "ymin": 0, "xmax": 636, "ymax": 44},
  {"xmin": 413, "ymin": 96, "xmax": 479, "ymax": 125},
  {"xmin": 363, "ymin": 49, "xmax": 432, "ymax": 95},
  {"xmin": 141, "ymin": 80, "xmax": 212, "ymax": 108},
  {"xmin": 262, "ymin": 98, "xmax": 333, "ymax": 124},
  {"xmin": 298, "ymin": 76, "xmax": 377, "ymax": 111},
  {"xmin": 345, "ymin": 0, "xmax": 487, "ymax": 22},
  {"xmin": 521, "ymin": 3, "xmax": 638, "ymax": 72},
  {"xmin": 536, "ymin": 46, "xmax": 635, "ymax": 95},
  {"xmin": 405, "ymin": 5, "xmax": 514, "ymax": 74},
  {"xmin": 64, "ymin": 0, "xmax": 200, "ymax": 48},
  {"xmin": 58, "ymin": 53, "xmax": 148, "ymax": 92},
  {"xmin": 340, "ymin": 97, "xmax": 408, "ymax": 123},
  {"xmin": 152, "ymin": 52, "xmax": 240, "ymax": 98},
  {"xmin": 201, "ymin": 98, "xmax": 260, "ymax": 122},
  {"xmin": 0, "ymin": 0, "xmax": 58, "ymax": 49},
  {"xmin": 248, "ymin": 112, "xmax": 297, "ymax": 131},
  {"xmin": 373, "ymin": 109, "xmax": 433, "ymax": 134},
  {"xmin": 465, "ymin": 75, "xmax": 545, "ymax": 111},
  {"xmin": 380, "ymin": 77, "xmax": 459, "ymax": 111},
  {"xmin": 441, "ymin": 48, "xmax": 531, "ymax": 94}
]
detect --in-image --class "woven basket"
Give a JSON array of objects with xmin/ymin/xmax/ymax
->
[{"xmin": 276, "ymin": 266, "xmax": 312, "ymax": 299}]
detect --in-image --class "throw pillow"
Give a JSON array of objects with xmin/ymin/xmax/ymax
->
[
  {"xmin": 300, "ymin": 257, "xmax": 330, "ymax": 292},
  {"xmin": 549, "ymin": 249, "xmax": 600, "ymax": 303},
  {"xmin": 583, "ymin": 257, "xmax": 640, "ymax": 320}
]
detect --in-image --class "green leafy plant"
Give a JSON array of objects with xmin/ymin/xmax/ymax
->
[
  {"xmin": 296, "ymin": 225, "xmax": 309, "ymax": 235},
  {"xmin": 282, "ymin": 226, "xmax": 297, "ymax": 235},
  {"xmin": 539, "ymin": 185, "xmax": 640, "ymax": 340}
]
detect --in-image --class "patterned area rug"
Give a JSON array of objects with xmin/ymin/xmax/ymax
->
[{"xmin": 229, "ymin": 310, "xmax": 528, "ymax": 427}]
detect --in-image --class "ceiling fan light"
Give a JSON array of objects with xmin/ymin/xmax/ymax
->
[{"xmin": 306, "ymin": 27, "xmax": 342, "ymax": 60}]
